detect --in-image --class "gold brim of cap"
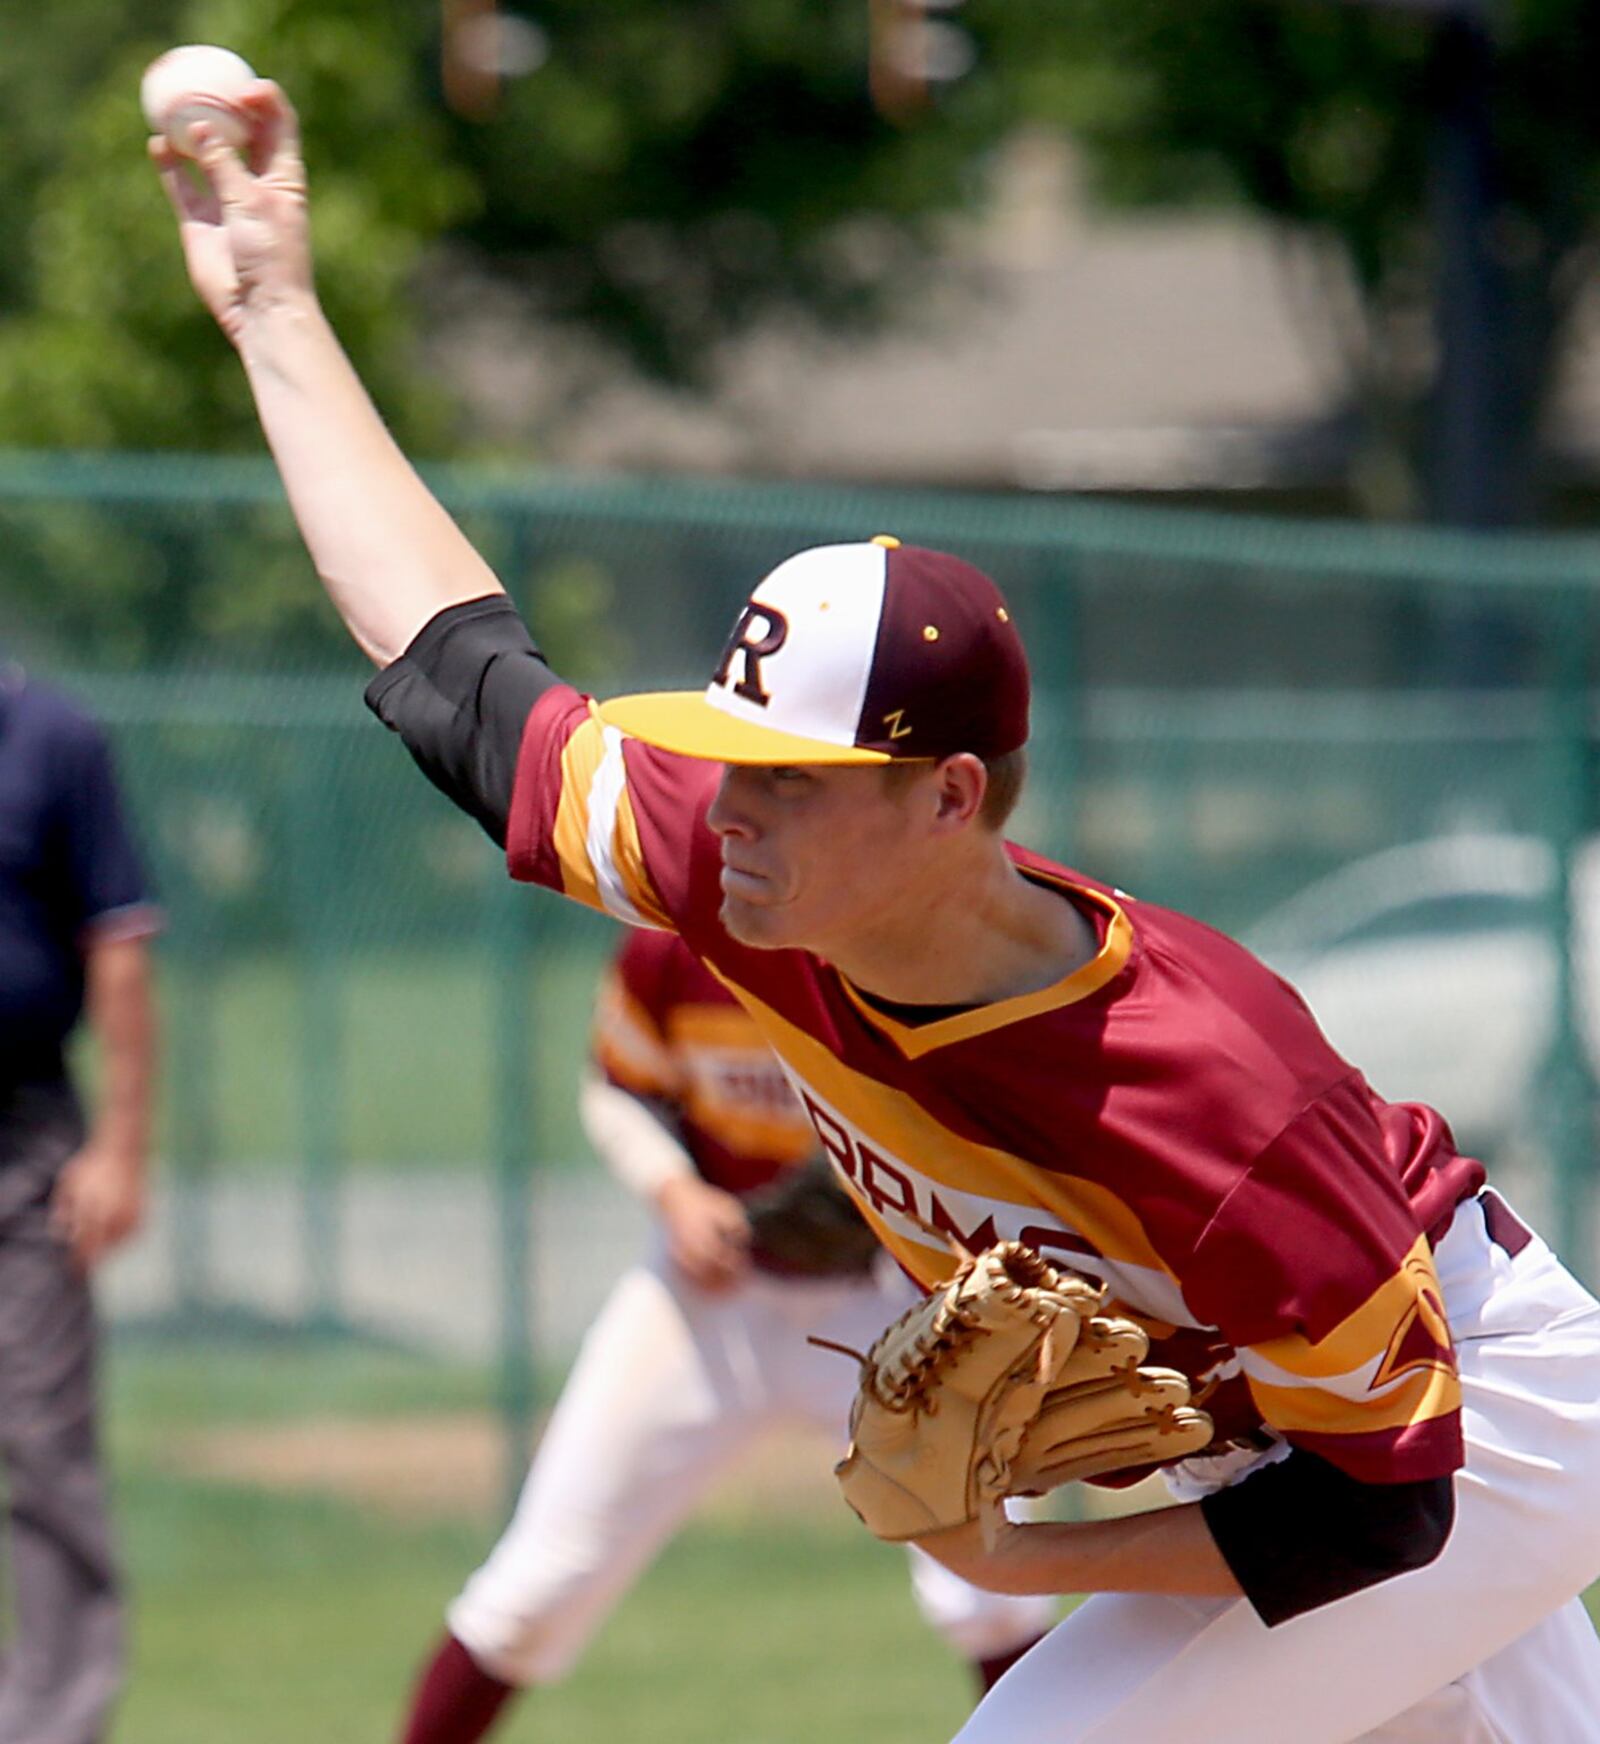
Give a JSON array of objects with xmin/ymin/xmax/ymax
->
[{"xmin": 597, "ymin": 691, "xmax": 890, "ymax": 765}]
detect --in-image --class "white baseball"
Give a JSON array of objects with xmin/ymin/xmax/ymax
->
[{"xmin": 140, "ymin": 45, "xmax": 259, "ymax": 157}]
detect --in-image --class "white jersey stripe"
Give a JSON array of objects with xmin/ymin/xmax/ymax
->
[
  {"xmin": 587, "ymin": 725, "xmax": 653, "ymax": 927},
  {"xmin": 1237, "ymin": 1346, "xmax": 1405, "ymax": 1400}
]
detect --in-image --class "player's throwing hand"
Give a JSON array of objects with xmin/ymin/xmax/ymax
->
[{"xmin": 149, "ymin": 81, "xmax": 311, "ymax": 346}]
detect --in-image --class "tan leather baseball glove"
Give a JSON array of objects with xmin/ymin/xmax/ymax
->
[{"xmin": 828, "ymin": 1240, "xmax": 1214, "ymax": 1543}]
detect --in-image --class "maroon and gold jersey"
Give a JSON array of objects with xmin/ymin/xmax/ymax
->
[
  {"xmin": 510, "ymin": 687, "xmax": 1485, "ymax": 1486},
  {"xmin": 591, "ymin": 927, "xmax": 817, "ymax": 1196}
]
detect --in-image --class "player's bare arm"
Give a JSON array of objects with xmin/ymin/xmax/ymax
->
[
  {"xmin": 915, "ymin": 1443, "xmax": 1450, "ymax": 1607},
  {"xmin": 152, "ymin": 83, "xmax": 502, "ymax": 666},
  {"xmin": 915, "ymin": 1503, "xmax": 1240, "ymax": 1601}
]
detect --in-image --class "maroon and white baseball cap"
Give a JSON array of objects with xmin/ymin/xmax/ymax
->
[{"xmin": 599, "ymin": 537, "xmax": 1030, "ymax": 765}]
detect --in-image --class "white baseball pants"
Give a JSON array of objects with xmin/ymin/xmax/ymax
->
[
  {"xmin": 954, "ymin": 1194, "xmax": 1600, "ymax": 1743},
  {"xmin": 448, "ymin": 1251, "xmax": 1056, "ymax": 1683}
]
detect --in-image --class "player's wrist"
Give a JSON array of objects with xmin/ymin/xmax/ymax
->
[
  {"xmin": 914, "ymin": 1515, "xmax": 1038, "ymax": 1591},
  {"xmin": 233, "ymin": 288, "xmax": 329, "ymax": 366}
]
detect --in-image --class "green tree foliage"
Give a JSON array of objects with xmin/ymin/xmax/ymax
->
[
  {"xmin": 0, "ymin": 0, "xmax": 471, "ymax": 453},
  {"xmin": 439, "ymin": 0, "xmax": 1009, "ymax": 382},
  {"xmin": 8, "ymin": 0, "xmax": 1598, "ymax": 525},
  {"xmin": 0, "ymin": 2, "xmax": 1016, "ymax": 662},
  {"xmin": 978, "ymin": 0, "xmax": 1600, "ymax": 518},
  {"xmin": 0, "ymin": 0, "xmax": 1011, "ymax": 450}
]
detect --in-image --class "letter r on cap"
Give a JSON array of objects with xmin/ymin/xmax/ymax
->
[{"xmin": 713, "ymin": 604, "xmax": 789, "ymax": 707}]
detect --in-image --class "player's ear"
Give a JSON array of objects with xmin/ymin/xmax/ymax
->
[{"xmin": 929, "ymin": 754, "xmax": 986, "ymax": 833}]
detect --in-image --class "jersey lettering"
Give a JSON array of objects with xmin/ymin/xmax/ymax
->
[{"xmin": 801, "ymin": 1087, "xmax": 1098, "ymax": 1265}]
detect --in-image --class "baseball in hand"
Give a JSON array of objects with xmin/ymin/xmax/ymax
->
[{"xmin": 140, "ymin": 45, "xmax": 258, "ymax": 157}]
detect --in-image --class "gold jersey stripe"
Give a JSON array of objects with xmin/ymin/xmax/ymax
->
[
  {"xmin": 593, "ymin": 1029, "xmax": 680, "ymax": 1099},
  {"xmin": 680, "ymin": 1101, "xmax": 817, "ymax": 1162},
  {"xmin": 1245, "ymin": 1236, "xmax": 1450, "ymax": 1383},
  {"xmin": 1248, "ymin": 1360, "xmax": 1461, "ymax": 1437},
  {"xmin": 666, "ymin": 1006, "xmax": 786, "ymax": 1051},
  {"xmin": 551, "ymin": 708, "xmax": 670, "ymax": 928},
  {"xmin": 596, "ymin": 1048, "xmax": 678, "ymax": 1101},
  {"xmin": 592, "ymin": 979, "xmax": 680, "ymax": 1095},
  {"xmin": 711, "ymin": 965, "xmax": 1178, "ymax": 1284}
]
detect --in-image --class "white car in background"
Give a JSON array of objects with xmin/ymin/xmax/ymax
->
[{"xmin": 1246, "ymin": 832, "xmax": 1600, "ymax": 1160}]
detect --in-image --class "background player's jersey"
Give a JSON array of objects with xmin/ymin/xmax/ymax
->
[
  {"xmin": 592, "ymin": 927, "xmax": 817, "ymax": 1196},
  {"xmin": 506, "ymin": 686, "xmax": 1485, "ymax": 1486}
]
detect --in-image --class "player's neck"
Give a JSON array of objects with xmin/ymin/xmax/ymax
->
[{"xmin": 830, "ymin": 846, "xmax": 1098, "ymax": 1009}]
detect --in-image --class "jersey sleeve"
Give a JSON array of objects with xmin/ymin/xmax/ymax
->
[
  {"xmin": 504, "ymin": 685, "xmax": 718, "ymax": 934},
  {"xmin": 1185, "ymin": 1074, "xmax": 1464, "ymax": 1485},
  {"xmin": 591, "ymin": 931, "xmax": 683, "ymax": 1101}
]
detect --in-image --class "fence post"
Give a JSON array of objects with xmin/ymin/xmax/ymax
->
[
  {"xmin": 1539, "ymin": 590, "xmax": 1597, "ymax": 1283},
  {"xmin": 288, "ymin": 719, "xmax": 347, "ymax": 1334},
  {"xmin": 490, "ymin": 507, "xmax": 540, "ymax": 1508},
  {"xmin": 167, "ymin": 912, "xmax": 219, "ymax": 1321}
]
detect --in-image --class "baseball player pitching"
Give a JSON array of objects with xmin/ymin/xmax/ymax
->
[
  {"xmin": 156, "ymin": 82, "xmax": 1600, "ymax": 1742},
  {"xmin": 396, "ymin": 928, "xmax": 1054, "ymax": 1741}
]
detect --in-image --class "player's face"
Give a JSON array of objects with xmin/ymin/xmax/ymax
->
[{"xmin": 707, "ymin": 762, "xmax": 934, "ymax": 954}]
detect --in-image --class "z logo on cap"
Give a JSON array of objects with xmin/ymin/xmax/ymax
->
[{"xmin": 713, "ymin": 604, "xmax": 789, "ymax": 707}]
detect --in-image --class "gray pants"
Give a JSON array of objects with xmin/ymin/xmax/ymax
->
[{"xmin": 0, "ymin": 1086, "xmax": 121, "ymax": 1744}]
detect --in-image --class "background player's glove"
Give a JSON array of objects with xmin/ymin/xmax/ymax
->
[
  {"xmin": 829, "ymin": 1241, "xmax": 1214, "ymax": 1542},
  {"xmin": 743, "ymin": 1160, "xmax": 882, "ymax": 1277}
]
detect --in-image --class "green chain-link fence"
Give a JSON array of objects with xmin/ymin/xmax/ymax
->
[{"xmin": 5, "ymin": 451, "xmax": 1598, "ymax": 1502}]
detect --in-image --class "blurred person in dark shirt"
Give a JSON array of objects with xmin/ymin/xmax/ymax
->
[{"xmin": 0, "ymin": 661, "xmax": 158, "ymax": 1744}]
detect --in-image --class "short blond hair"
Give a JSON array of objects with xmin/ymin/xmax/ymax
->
[{"xmin": 979, "ymin": 748, "xmax": 1026, "ymax": 829}]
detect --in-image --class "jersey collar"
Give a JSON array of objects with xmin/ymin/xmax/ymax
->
[{"xmin": 835, "ymin": 876, "xmax": 1134, "ymax": 1060}]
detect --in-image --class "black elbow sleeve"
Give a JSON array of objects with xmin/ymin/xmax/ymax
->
[
  {"xmin": 363, "ymin": 595, "xmax": 560, "ymax": 845},
  {"xmin": 1201, "ymin": 1450, "xmax": 1455, "ymax": 1627}
]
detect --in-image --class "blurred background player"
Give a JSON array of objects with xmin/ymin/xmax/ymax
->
[
  {"xmin": 0, "ymin": 657, "xmax": 158, "ymax": 1744},
  {"xmin": 397, "ymin": 926, "xmax": 1055, "ymax": 1743}
]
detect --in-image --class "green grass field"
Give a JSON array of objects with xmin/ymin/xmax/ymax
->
[
  {"xmin": 100, "ymin": 1335, "xmax": 1600, "ymax": 1742},
  {"xmin": 115, "ymin": 1483, "xmax": 972, "ymax": 1744},
  {"xmin": 106, "ymin": 1337, "xmax": 977, "ymax": 1744}
]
